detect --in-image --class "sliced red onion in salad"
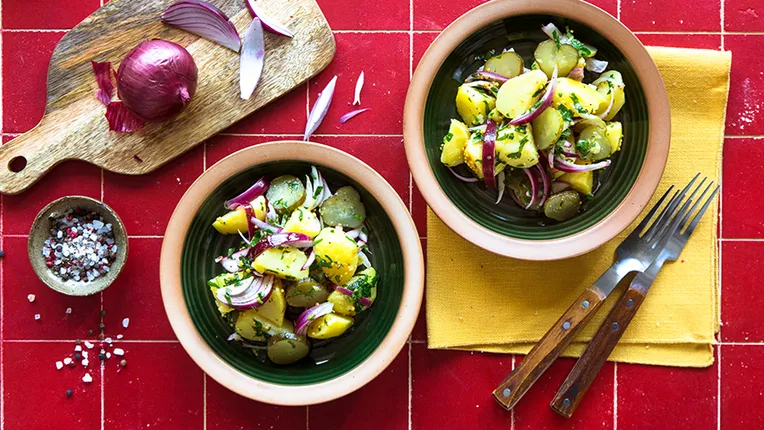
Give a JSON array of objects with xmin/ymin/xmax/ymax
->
[
  {"xmin": 224, "ymin": 177, "xmax": 269, "ymax": 210},
  {"xmin": 536, "ymin": 161, "xmax": 550, "ymax": 207},
  {"xmin": 295, "ymin": 302, "xmax": 334, "ymax": 336},
  {"xmin": 358, "ymin": 250, "xmax": 371, "ymax": 268},
  {"xmin": 599, "ymin": 87, "xmax": 616, "ymax": 119},
  {"xmin": 585, "ymin": 57, "xmax": 609, "ymax": 73},
  {"xmin": 304, "ymin": 75, "xmax": 337, "ymax": 141},
  {"xmin": 449, "ymin": 167, "xmax": 479, "ymax": 183},
  {"xmin": 553, "ymin": 156, "xmax": 612, "ymax": 173},
  {"xmin": 359, "ymin": 297, "xmax": 372, "ymax": 308},
  {"xmin": 252, "ymin": 232, "xmax": 313, "ymax": 258},
  {"xmin": 567, "ymin": 67, "xmax": 585, "ymax": 82},
  {"xmin": 161, "ymin": 0, "xmax": 241, "ymax": 52},
  {"xmin": 245, "ymin": 0, "xmax": 294, "ymax": 37},
  {"xmin": 301, "ymin": 249, "xmax": 315, "ymax": 271},
  {"xmin": 523, "ymin": 168, "xmax": 537, "ymax": 209},
  {"xmin": 482, "ymin": 119, "xmax": 498, "ymax": 189},
  {"xmin": 495, "ymin": 171, "xmax": 506, "ymax": 204},
  {"xmin": 551, "ymin": 181, "xmax": 571, "ymax": 193},
  {"xmin": 335, "ymin": 286, "xmax": 353, "ymax": 296},
  {"xmin": 217, "ymin": 248, "xmax": 250, "ymax": 272},
  {"xmin": 251, "ymin": 217, "xmax": 281, "ymax": 234},
  {"xmin": 353, "ymin": 71, "xmax": 364, "ymax": 105},
  {"xmin": 216, "ymin": 275, "xmax": 274, "ymax": 309},
  {"xmin": 509, "ymin": 66, "xmax": 557, "ymax": 125},
  {"xmin": 464, "ymin": 70, "xmax": 508, "ymax": 83}
]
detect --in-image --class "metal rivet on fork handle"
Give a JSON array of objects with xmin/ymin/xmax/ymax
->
[
  {"xmin": 611, "ymin": 322, "xmax": 620, "ymax": 331},
  {"xmin": 503, "ymin": 388, "xmax": 511, "ymax": 397},
  {"xmin": 562, "ymin": 321, "xmax": 571, "ymax": 330},
  {"xmin": 581, "ymin": 300, "xmax": 590, "ymax": 309},
  {"xmin": 626, "ymin": 299, "xmax": 634, "ymax": 307}
]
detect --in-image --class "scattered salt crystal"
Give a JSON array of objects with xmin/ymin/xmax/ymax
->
[
  {"xmin": 114, "ymin": 348, "xmax": 125, "ymax": 356},
  {"xmin": 34, "ymin": 314, "xmax": 41, "ymax": 320},
  {"xmin": 106, "ymin": 352, "xmax": 112, "ymax": 359},
  {"xmin": 56, "ymin": 361, "xmax": 64, "ymax": 370},
  {"xmin": 27, "ymin": 294, "xmax": 36, "ymax": 303},
  {"xmin": 105, "ymin": 337, "xmax": 113, "ymax": 344},
  {"xmin": 82, "ymin": 373, "xmax": 93, "ymax": 383},
  {"xmin": 66, "ymin": 308, "xmax": 72, "ymax": 314},
  {"xmin": 116, "ymin": 335, "xmax": 123, "ymax": 339},
  {"xmin": 82, "ymin": 351, "xmax": 89, "ymax": 359},
  {"xmin": 82, "ymin": 358, "xmax": 89, "ymax": 367},
  {"xmin": 64, "ymin": 357, "xmax": 73, "ymax": 365},
  {"xmin": 122, "ymin": 318, "xmax": 130, "ymax": 329},
  {"xmin": 84, "ymin": 341, "xmax": 94, "ymax": 349},
  {"xmin": 74, "ymin": 345, "xmax": 82, "ymax": 352}
]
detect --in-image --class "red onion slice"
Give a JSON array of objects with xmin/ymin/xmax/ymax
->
[
  {"xmin": 482, "ymin": 119, "xmax": 498, "ymax": 189},
  {"xmin": 509, "ymin": 66, "xmax": 557, "ymax": 125},
  {"xmin": 252, "ymin": 232, "xmax": 313, "ymax": 258},
  {"xmin": 353, "ymin": 71, "xmax": 364, "ymax": 105},
  {"xmin": 359, "ymin": 297, "xmax": 372, "ymax": 308},
  {"xmin": 561, "ymin": 150, "xmax": 580, "ymax": 159},
  {"xmin": 219, "ymin": 248, "xmax": 249, "ymax": 272},
  {"xmin": 567, "ymin": 67, "xmax": 585, "ymax": 82},
  {"xmin": 339, "ymin": 108, "xmax": 371, "ymax": 124},
  {"xmin": 240, "ymin": 18, "xmax": 265, "ymax": 100},
  {"xmin": 346, "ymin": 227, "xmax": 362, "ymax": 239},
  {"xmin": 225, "ymin": 177, "xmax": 269, "ymax": 210},
  {"xmin": 225, "ymin": 277, "xmax": 255, "ymax": 296},
  {"xmin": 599, "ymin": 88, "xmax": 616, "ymax": 119},
  {"xmin": 495, "ymin": 171, "xmax": 506, "ymax": 204},
  {"xmin": 251, "ymin": 217, "xmax": 281, "ymax": 234},
  {"xmin": 448, "ymin": 167, "xmax": 479, "ymax": 183},
  {"xmin": 296, "ymin": 302, "xmax": 334, "ymax": 336},
  {"xmin": 91, "ymin": 61, "xmax": 114, "ymax": 106},
  {"xmin": 585, "ymin": 57, "xmax": 609, "ymax": 73},
  {"xmin": 245, "ymin": 0, "xmax": 294, "ymax": 37},
  {"xmin": 105, "ymin": 101, "xmax": 144, "ymax": 132},
  {"xmin": 358, "ymin": 250, "xmax": 371, "ymax": 268},
  {"xmin": 465, "ymin": 70, "xmax": 508, "ymax": 83},
  {"xmin": 551, "ymin": 181, "xmax": 571, "ymax": 193},
  {"xmin": 547, "ymin": 149, "xmax": 556, "ymax": 169},
  {"xmin": 161, "ymin": 1, "xmax": 241, "ymax": 52},
  {"xmin": 301, "ymin": 249, "xmax": 316, "ymax": 271},
  {"xmin": 536, "ymin": 162, "xmax": 551, "ymax": 207},
  {"xmin": 553, "ymin": 156, "xmax": 612, "ymax": 173},
  {"xmin": 335, "ymin": 286, "xmax": 353, "ymax": 296},
  {"xmin": 216, "ymin": 275, "xmax": 273, "ymax": 309},
  {"xmin": 304, "ymin": 76, "xmax": 337, "ymax": 141},
  {"xmin": 523, "ymin": 168, "xmax": 538, "ymax": 209}
]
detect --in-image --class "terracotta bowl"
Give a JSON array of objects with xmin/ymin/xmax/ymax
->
[
  {"xmin": 403, "ymin": 0, "xmax": 670, "ymax": 260},
  {"xmin": 28, "ymin": 196, "xmax": 128, "ymax": 296},
  {"xmin": 159, "ymin": 141, "xmax": 424, "ymax": 405}
]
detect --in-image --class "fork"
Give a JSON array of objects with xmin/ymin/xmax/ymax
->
[
  {"xmin": 492, "ymin": 174, "xmax": 702, "ymax": 411},
  {"xmin": 550, "ymin": 177, "xmax": 719, "ymax": 418}
]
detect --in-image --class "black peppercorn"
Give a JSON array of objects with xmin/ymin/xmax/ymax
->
[
  {"xmin": 100, "ymin": 310, "xmax": 106, "ymax": 317},
  {"xmin": 74, "ymin": 353, "xmax": 82, "ymax": 360},
  {"xmin": 99, "ymin": 353, "xmax": 105, "ymax": 361},
  {"xmin": 88, "ymin": 330, "xmax": 94, "ymax": 336},
  {"xmin": 98, "ymin": 323, "xmax": 105, "ymax": 330},
  {"xmin": 66, "ymin": 390, "xmax": 73, "ymax": 398}
]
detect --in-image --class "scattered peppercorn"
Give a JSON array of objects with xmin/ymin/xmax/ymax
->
[
  {"xmin": 88, "ymin": 330, "xmax": 94, "ymax": 336},
  {"xmin": 98, "ymin": 323, "xmax": 105, "ymax": 330},
  {"xmin": 99, "ymin": 353, "xmax": 106, "ymax": 361},
  {"xmin": 66, "ymin": 390, "xmax": 73, "ymax": 398},
  {"xmin": 0, "ymin": 251, "xmax": 5, "ymax": 258},
  {"xmin": 100, "ymin": 310, "xmax": 107, "ymax": 317},
  {"xmin": 75, "ymin": 339, "xmax": 81, "ymax": 345},
  {"xmin": 120, "ymin": 359, "xmax": 127, "ymax": 367},
  {"xmin": 74, "ymin": 353, "xmax": 82, "ymax": 360}
]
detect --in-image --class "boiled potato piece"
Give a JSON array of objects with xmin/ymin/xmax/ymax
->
[
  {"xmin": 576, "ymin": 126, "xmax": 611, "ymax": 161},
  {"xmin": 605, "ymin": 121, "xmax": 623, "ymax": 153},
  {"xmin": 327, "ymin": 268, "xmax": 378, "ymax": 316},
  {"xmin": 209, "ymin": 287, "xmax": 235, "ymax": 316},
  {"xmin": 488, "ymin": 108, "xmax": 505, "ymax": 123},
  {"xmin": 595, "ymin": 81, "xmax": 626, "ymax": 120},
  {"xmin": 440, "ymin": 119, "xmax": 471, "ymax": 167},
  {"xmin": 558, "ymin": 171, "xmax": 594, "ymax": 195},
  {"xmin": 313, "ymin": 227, "xmax": 359, "ymax": 285},
  {"xmin": 495, "ymin": 124, "xmax": 539, "ymax": 168},
  {"xmin": 254, "ymin": 280, "xmax": 286, "ymax": 327},
  {"xmin": 544, "ymin": 190, "xmax": 582, "ymax": 221},
  {"xmin": 496, "ymin": 70, "xmax": 548, "ymax": 119},
  {"xmin": 552, "ymin": 78, "xmax": 606, "ymax": 116},
  {"xmin": 531, "ymin": 107, "xmax": 565, "ymax": 150},
  {"xmin": 455, "ymin": 85, "xmax": 495, "ymax": 126},
  {"xmin": 534, "ymin": 39, "xmax": 580, "ymax": 78},
  {"xmin": 253, "ymin": 247, "xmax": 309, "ymax": 281},
  {"xmin": 286, "ymin": 278, "xmax": 330, "ymax": 308},
  {"xmin": 267, "ymin": 333, "xmax": 310, "ymax": 365},
  {"xmin": 592, "ymin": 70, "xmax": 624, "ymax": 87},
  {"xmin": 283, "ymin": 207, "xmax": 322, "ymax": 239},
  {"xmin": 483, "ymin": 52, "xmax": 524, "ymax": 79},
  {"xmin": 307, "ymin": 313, "xmax": 354, "ymax": 339},
  {"xmin": 208, "ymin": 273, "xmax": 247, "ymax": 315},
  {"xmin": 319, "ymin": 186, "xmax": 366, "ymax": 229},
  {"xmin": 462, "ymin": 132, "xmax": 507, "ymax": 179},
  {"xmin": 235, "ymin": 310, "xmax": 295, "ymax": 342},
  {"xmin": 212, "ymin": 195, "xmax": 267, "ymax": 234},
  {"xmin": 266, "ymin": 175, "xmax": 306, "ymax": 214}
]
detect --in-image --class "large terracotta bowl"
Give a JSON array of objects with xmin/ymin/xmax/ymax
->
[
  {"xmin": 403, "ymin": 0, "xmax": 670, "ymax": 260},
  {"xmin": 160, "ymin": 141, "xmax": 423, "ymax": 405}
]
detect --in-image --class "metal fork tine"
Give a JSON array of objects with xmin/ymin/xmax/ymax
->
[
  {"xmin": 644, "ymin": 173, "xmax": 699, "ymax": 242},
  {"xmin": 652, "ymin": 177, "xmax": 707, "ymax": 241},
  {"xmin": 654, "ymin": 188, "xmax": 697, "ymax": 247},
  {"xmin": 630, "ymin": 185, "xmax": 675, "ymax": 238},
  {"xmin": 680, "ymin": 181, "xmax": 713, "ymax": 229},
  {"xmin": 684, "ymin": 185, "xmax": 720, "ymax": 236},
  {"xmin": 642, "ymin": 189, "xmax": 680, "ymax": 239}
]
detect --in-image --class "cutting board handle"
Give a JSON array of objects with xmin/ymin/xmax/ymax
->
[{"xmin": 0, "ymin": 125, "xmax": 74, "ymax": 195}]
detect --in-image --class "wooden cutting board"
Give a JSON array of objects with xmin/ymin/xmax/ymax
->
[{"xmin": 0, "ymin": 0, "xmax": 335, "ymax": 195}]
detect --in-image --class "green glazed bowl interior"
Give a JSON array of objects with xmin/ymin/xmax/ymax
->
[
  {"xmin": 424, "ymin": 14, "xmax": 648, "ymax": 241},
  {"xmin": 181, "ymin": 162, "xmax": 403, "ymax": 385}
]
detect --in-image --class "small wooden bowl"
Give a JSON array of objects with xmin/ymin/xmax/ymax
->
[
  {"xmin": 28, "ymin": 196, "xmax": 128, "ymax": 296},
  {"xmin": 403, "ymin": 0, "xmax": 671, "ymax": 260}
]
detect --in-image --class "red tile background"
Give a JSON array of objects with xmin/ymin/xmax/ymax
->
[{"xmin": 0, "ymin": 0, "xmax": 760, "ymax": 428}]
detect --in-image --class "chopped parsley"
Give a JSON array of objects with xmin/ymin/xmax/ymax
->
[
  {"xmin": 564, "ymin": 27, "xmax": 593, "ymax": 57},
  {"xmin": 532, "ymin": 86, "xmax": 545, "ymax": 98},
  {"xmin": 505, "ymin": 137, "xmax": 529, "ymax": 159},
  {"xmin": 569, "ymin": 93, "xmax": 587, "ymax": 113},
  {"xmin": 557, "ymin": 105, "xmax": 574, "ymax": 122},
  {"xmin": 552, "ymin": 30, "xmax": 561, "ymax": 49},
  {"xmin": 444, "ymin": 132, "xmax": 454, "ymax": 142},
  {"xmin": 575, "ymin": 139, "xmax": 594, "ymax": 157}
]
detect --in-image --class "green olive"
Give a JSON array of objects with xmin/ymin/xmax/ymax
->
[
  {"xmin": 266, "ymin": 175, "xmax": 306, "ymax": 214},
  {"xmin": 285, "ymin": 278, "xmax": 330, "ymax": 308},
  {"xmin": 266, "ymin": 333, "xmax": 310, "ymax": 365},
  {"xmin": 319, "ymin": 186, "xmax": 366, "ymax": 228},
  {"xmin": 543, "ymin": 190, "xmax": 581, "ymax": 221}
]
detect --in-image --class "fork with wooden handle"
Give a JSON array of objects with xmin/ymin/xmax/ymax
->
[
  {"xmin": 492, "ymin": 175, "xmax": 701, "ymax": 411},
  {"xmin": 550, "ymin": 178, "xmax": 719, "ymax": 418}
]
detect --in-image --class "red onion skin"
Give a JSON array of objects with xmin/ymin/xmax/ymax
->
[
  {"xmin": 482, "ymin": 119, "xmax": 498, "ymax": 189},
  {"xmin": 117, "ymin": 40, "xmax": 198, "ymax": 122}
]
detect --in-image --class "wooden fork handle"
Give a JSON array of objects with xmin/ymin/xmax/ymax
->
[
  {"xmin": 492, "ymin": 286, "xmax": 608, "ymax": 411},
  {"xmin": 550, "ymin": 283, "xmax": 648, "ymax": 417}
]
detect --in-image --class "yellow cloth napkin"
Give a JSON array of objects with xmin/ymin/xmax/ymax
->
[{"xmin": 426, "ymin": 47, "xmax": 731, "ymax": 367}]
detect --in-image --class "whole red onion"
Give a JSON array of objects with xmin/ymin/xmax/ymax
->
[{"xmin": 117, "ymin": 40, "xmax": 198, "ymax": 122}]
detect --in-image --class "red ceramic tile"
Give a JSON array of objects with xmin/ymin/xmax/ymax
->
[
  {"xmin": 412, "ymin": 239, "xmax": 427, "ymax": 341},
  {"xmin": 1, "ymin": 161, "xmax": 101, "ymax": 235},
  {"xmin": 721, "ymin": 138, "xmax": 764, "ymax": 238},
  {"xmin": 104, "ymin": 342, "xmax": 204, "ymax": 429},
  {"xmin": 724, "ymin": 36, "xmax": 764, "ymax": 136},
  {"xmin": 102, "ymin": 238, "xmax": 175, "ymax": 340},
  {"xmin": 1, "ymin": 236, "xmax": 102, "ymax": 340},
  {"xmin": 721, "ymin": 241, "xmax": 764, "ymax": 341},
  {"xmin": 310, "ymin": 136, "xmax": 410, "ymax": 202},
  {"xmin": 721, "ymin": 345, "xmax": 764, "ymax": 428},
  {"xmin": 316, "ymin": 0, "xmax": 408, "ymax": 30},
  {"xmin": 204, "ymin": 134, "xmax": 288, "ymax": 167},
  {"xmin": 724, "ymin": 0, "xmax": 764, "ymax": 31},
  {"xmin": 412, "ymin": 32, "xmax": 438, "ymax": 71},
  {"xmin": 310, "ymin": 346, "xmax": 408, "ymax": 430},
  {"xmin": 2, "ymin": 341, "xmax": 101, "ymax": 430},
  {"xmin": 309, "ymin": 33, "xmax": 409, "ymax": 136},
  {"xmin": 636, "ymin": 34, "xmax": 722, "ymax": 50},
  {"xmin": 617, "ymin": 360, "xmax": 717, "ymax": 430},
  {"xmin": 621, "ymin": 0, "xmax": 721, "ymax": 31},
  {"xmin": 2, "ymin": 0, "xmax": 99, "ymax": 29},
  {"xmin": 411, "ymin": 344, "xmax": 512, "ymax": 429},
  {"xmin": 2, "ymin": 31, "xmax": 66, "ymax": 133},
  {"xmin": 513, "ymin": 357, "xmax": 614, "ymax": 429},
  {"xmin": 103, "ymin": 146, "xmax": 203, "ymax": 236},
  {"xmin": 223, "ymin": 84, "xmax": 307, "ymax": 134},
  {"xmin": 205, "ymin": 376, "xmax": 306, "ymax": 430}
]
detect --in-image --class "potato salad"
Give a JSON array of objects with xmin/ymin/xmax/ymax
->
[
  {"xmin": 441, "ymin": 23, "xmax": 626, "ymax": 222},
  {"xmin": 208, "ymin": 166, "xmax": 377, "ymax": 365}
]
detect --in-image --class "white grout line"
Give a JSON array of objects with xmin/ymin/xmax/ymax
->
[
  {"xmin": 720, "ymin": 0, "xmax": 725, "ymax": 49},
  {"xmin": 719, "ymin": 238, "xmax": 764, "ymax": 242},
  {"xmin": 2, "ymin": 28, "xmax": 71, "ymax": 32},
  {"xmin": 613, "ymin": 363, "xmax": 618, "ymax": 430},
  {"xmin": 617, "ymin": 0, "xmax": 621, "ymax": 20},
  {"xmin": 724, "ymin": 135, "xmax": 764, "ymax": 139}
]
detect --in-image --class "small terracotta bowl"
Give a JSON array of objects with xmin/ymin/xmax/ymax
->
[
  {"xmin": 160, "ymin": 141, "xmax": 424, "ymax": 405},
  {"xmin": 28, "ymin": 196, "xmax": 128, "ymax": 296},
  {"xmin": 403, "ymin": 0, "xmax": 671, "ymax": 260}
]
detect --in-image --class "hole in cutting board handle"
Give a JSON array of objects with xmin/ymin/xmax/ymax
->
[{"xmin": 8, "ymin": 156, "xmax": 27, "ymax": 173}]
